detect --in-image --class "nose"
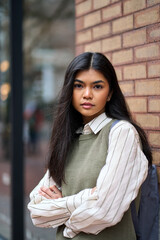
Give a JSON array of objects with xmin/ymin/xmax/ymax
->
[{"xmin": 83, "ymin": 87, "xmax": 93, "ymax": 99}]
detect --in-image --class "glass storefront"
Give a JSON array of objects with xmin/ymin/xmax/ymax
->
[
  {"xmin": 24, "ymin": 0, "xmax": 75, "ymax": 239},
  {"xmin": 0, "ymin": 1, "xmax": 11, "ymax": 239},
  {"xmin": 0, "ymin": 0, "xmax": 75, "ymax": 239}
]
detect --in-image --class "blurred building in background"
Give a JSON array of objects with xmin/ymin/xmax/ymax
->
[{"xmin": 0, "ymin": 0, "xmax": 75, "ymax": 239}]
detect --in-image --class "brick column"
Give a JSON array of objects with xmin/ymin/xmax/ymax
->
[{"xmin": 75, "ymin": 0, "xmax": 160, "ymax": 179}]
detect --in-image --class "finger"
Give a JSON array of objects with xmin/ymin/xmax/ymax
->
[
  {"xmin": 39, "ymin": 189, "xmax": 52, "ymax": 199},
  {"xmin": 40, "ymin": 187, "xmax": 54, "ymax": 198},
  {"xmin": 50, "ymin": 185, "xmax": 61, "ymax": 194},
  {"xmin": 50, "ymin": 185, "xmax": 62, "ymax": 198},
  {"xmin": 39, "ymin": 189, "xmax": 61, "ymax": 199}
]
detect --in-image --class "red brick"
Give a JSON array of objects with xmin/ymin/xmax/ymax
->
[
  {"xmin": 148, "ymin": 61, "xmax": 160, "ymax": 78},
  {"xmin": 147, "ymin": 23, "xmax": 160, "ymax": 43},
  {"xmin": 115, "ymin": 67, "xmax": 123, "ymax": 81},
  {"xmin": 135, "ymin": 114, "xmax": 160, "ymax": 128},
  {"xmin": 102, "ymin": 35, "xmax": 121, "ymax": 52},
  {"xmin": 102, "ymin": 2, "xmax": 122, "ymax": 21},
  {"xmin": 85, "ymin": 40, "xmax": 101, "ymax": 52},
  {"xmin": 147, "ymin": 0, "xmax": 160, "ymax": 6},
  {"xmin": 123, "ymin": 64, "xmax": 146, "ymax": 80},
  {"xmin": 157, "ymin": 166, "xmax": 160, "ymax": 183},
  {"xmin": 126, "ymin": 97, "xmax": 147, "ymax": 112},
  {"xmin": 148, "ymin": 131, "xmax": 160, "ymax": 147},
  {"xmin": 93, "ymin": 0, "xmax": 110, "ymax": 9},
  {"xmin": 135, "ymin": 79, "xmax": 160, "ymax": 96},
  {"xmin": 75, "ymin": 45, "xmax": 84, "ymax": 56},
  {"xmin": 84, "ymin": 11, "xmax": 101, "ymax": 28},
  {"xmin": 119, "ymin": 81, "xmax": 135, "ymax": 96},
  {"xmin": 123, "ymin": 28, "xmax": 147, "ymax": 48},
  {"xmin": 148, "ymin": 98, "xmax": 160, "ymax": 112},
  {"xmin": 152, "ymin": 150, "xmax": 160, "ymax": 165},
  {"xmin": 76, "ymin": 0, "xmax": 92, "ymax": 17},
  {"xmin": 135, "ymin": 6, "xmax": 160, "ymax": 28},
  {"xmin": 112, "ymin": 49, "xmax": 133, "ymax": 65},
  {"xmin": 134, "ymin": 43, "xmax": 160, "ymax": 62},
  {"xmin": 76, "ymin": 29, "xmax": 92, "ymax": 44},
  {"xmin": 92, "ymin": 23, "xmax": 111, "ymax": 39},
  {"xmin": 123, "ymin": 0, "xmax": 146, "ymax": 14},
  {"xmin": 76, "ymin": 16, "xmax": 84, "ymax": 31},
  {"xmin": 104, "ymin": 53, "xmax": 112, "ymax": 62},
  {"xmin": 112, "ymin": 15, "xmax": 133, "ymax": 34}
]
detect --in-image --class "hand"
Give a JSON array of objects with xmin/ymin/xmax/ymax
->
[
  {"xmin": 39, "ymin": 185, "xmax": 62, "ymax": 199},
  {"xmin": 91, "ymin": 186, "xmax": 97, "ymax": 194}
]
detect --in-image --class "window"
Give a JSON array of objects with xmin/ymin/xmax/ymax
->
[{"xmin": 0, "ymin": 1, "xmax": 11, "ymax": 239}]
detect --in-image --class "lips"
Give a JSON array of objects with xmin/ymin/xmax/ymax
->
[{"xmin": 81, "ymin": 102, "xmax": 95, "ymax": 109}]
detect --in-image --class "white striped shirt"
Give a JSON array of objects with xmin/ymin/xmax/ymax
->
[{"xmin": 28, "ymin": 113, "xmax": 148, "ymax": 238}]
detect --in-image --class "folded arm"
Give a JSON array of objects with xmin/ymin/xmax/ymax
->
[
  {"xmin": 27, "ymin": 170, "xmax": 95, "ymax": 228},
  {"xmin": 28, "ymin": 121, "xmax": 148, "ymax": 237},
  {"xmin": 63, "ymin": 121, "xmax": 148, "ymax": 238}
]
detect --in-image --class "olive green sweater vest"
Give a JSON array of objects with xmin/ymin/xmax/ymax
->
[{"xmin": 56, "ymin": 120, "xmax": 138, "ymax": 240}]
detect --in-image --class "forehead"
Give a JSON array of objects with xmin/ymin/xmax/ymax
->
[{"xmin": 75, "ymin": 69, "xmax": 107, "ymax": 82}]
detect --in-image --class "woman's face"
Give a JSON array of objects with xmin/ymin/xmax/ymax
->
[{"xmin": 72, "ymin": 68, "xmax": 111, "ymax": 124}]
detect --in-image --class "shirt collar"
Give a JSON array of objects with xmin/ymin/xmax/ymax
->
[{"xmin": 76, "ymin": 113, "xmax": 112, "ymax": 135}]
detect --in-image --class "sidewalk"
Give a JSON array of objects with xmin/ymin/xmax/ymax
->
[{"xmin": 0, "ymin": 140, "xmax": 57, "ymax": 240}]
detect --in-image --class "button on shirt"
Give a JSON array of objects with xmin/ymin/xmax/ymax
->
[{"xmin": 28, "ymin": 113, "xmax": 148, "ymax": 238}]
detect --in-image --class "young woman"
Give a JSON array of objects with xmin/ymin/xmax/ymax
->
[{"xmin": 28, "ymin": 52, "xmax": 151, "ymax": 240}]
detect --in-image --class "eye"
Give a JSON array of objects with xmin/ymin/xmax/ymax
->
[
  {"xmin": 74, "ymin": 83, "xmax": 83, "ymax": 89},
  {"xmin": 93, "ymin": 84, "xmax": 103, "ymax": 89}
]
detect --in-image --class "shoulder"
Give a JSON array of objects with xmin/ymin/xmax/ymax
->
[
  {"xmin": 110, "ymin": 120, "xmax": 140, "ymax": 142},
  {"xmin": 111, "ymin": 120, "xmax": 137, "ymax": 132}
]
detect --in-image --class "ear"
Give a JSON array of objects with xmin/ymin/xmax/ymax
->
[{"xmin": 107, "ymin": 91, "xmax": 113, "ymax": 102}]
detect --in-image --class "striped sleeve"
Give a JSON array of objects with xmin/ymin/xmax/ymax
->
[
  {"xmin": 27, "ymin": 170, "xmax": 93, "ymax": 228},
  {"xmin": 63, "ymin": 121, "xmax": 148, "ymax": 238}
]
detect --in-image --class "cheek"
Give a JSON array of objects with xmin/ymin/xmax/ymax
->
[
  {"xmin": 72, "ymin": 91, "xmax": 79, "ymax": 107},
  {"xmin": 98, "ymin": 91, "xmax": 110, "ymax": 105}
]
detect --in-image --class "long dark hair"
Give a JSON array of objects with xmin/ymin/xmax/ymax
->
[{"xmin": 48, "ymin": 52, "xmax": 152, "ymax": 186}]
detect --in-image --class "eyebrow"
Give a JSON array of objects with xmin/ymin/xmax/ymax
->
[{"xmin": 74, "ymin": 79, "xmax": 104, "ymax": 84}]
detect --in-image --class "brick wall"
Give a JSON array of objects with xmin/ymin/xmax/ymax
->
[{"xmin": 75, "ymin": 0, "xmax": 160, "ymax": 178}]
